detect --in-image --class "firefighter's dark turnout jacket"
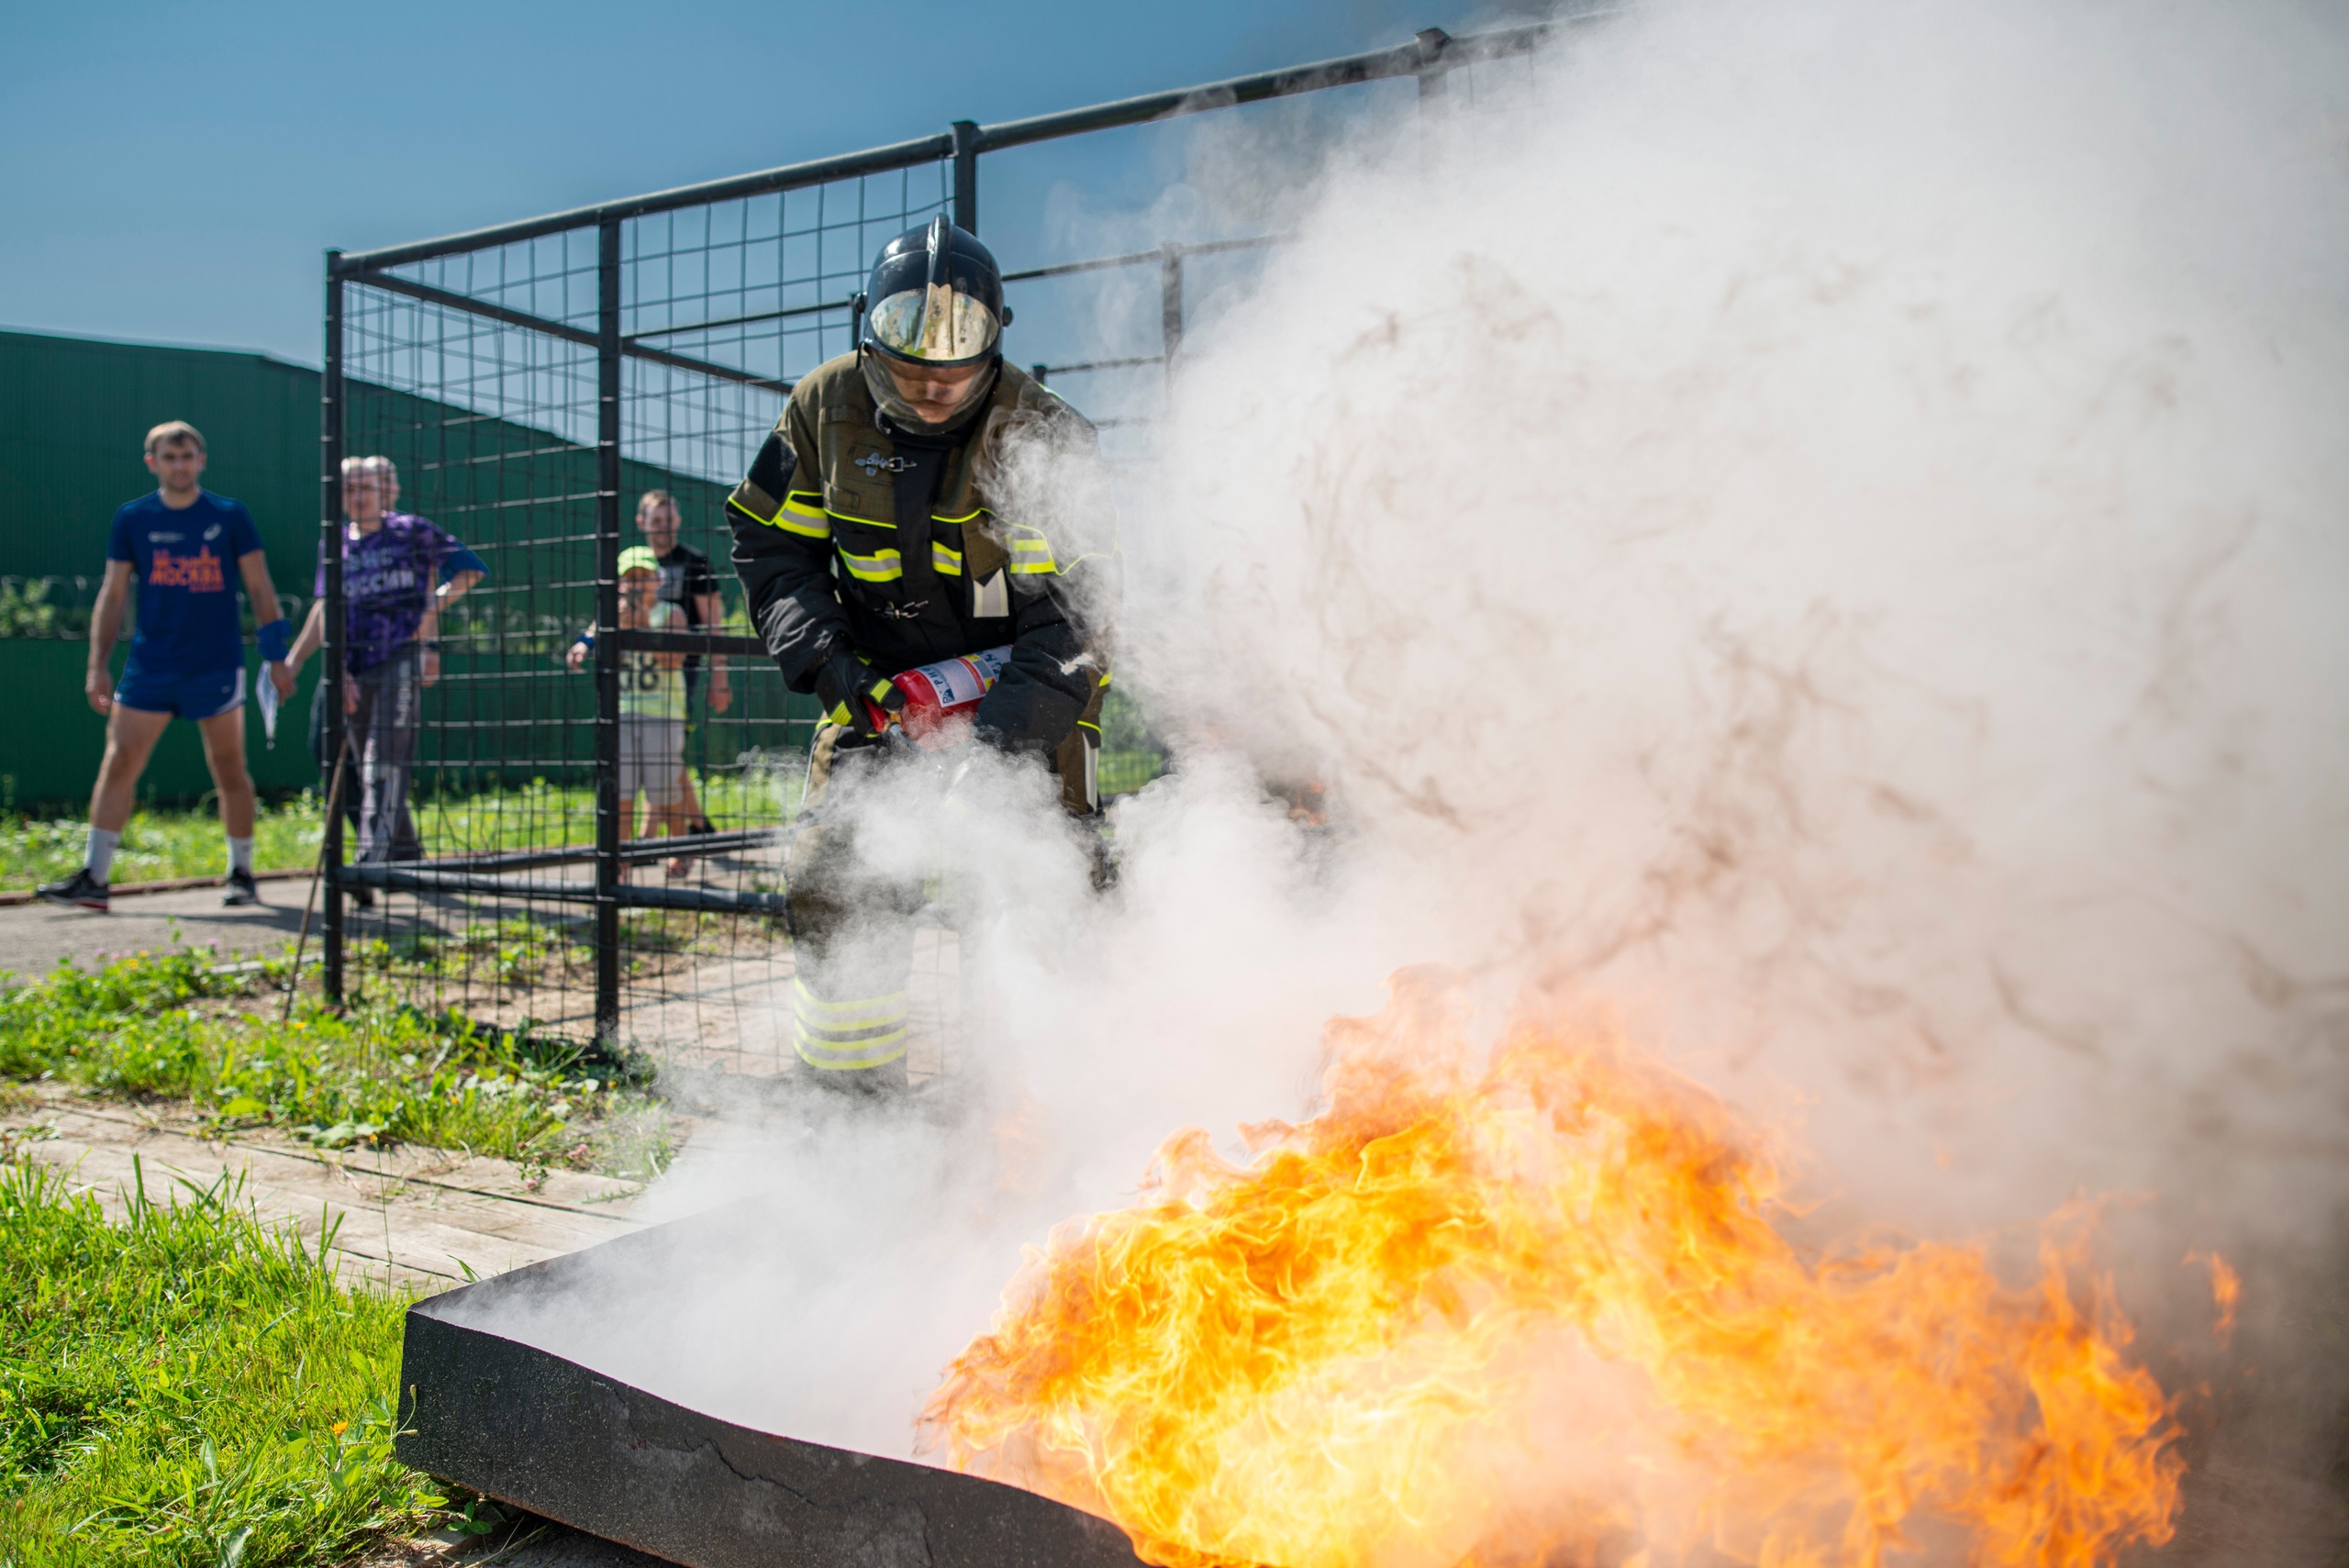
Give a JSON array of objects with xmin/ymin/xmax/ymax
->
[{"xmin": 727, "ymin": 351, "xmax": 1116, "ymax": 1081}]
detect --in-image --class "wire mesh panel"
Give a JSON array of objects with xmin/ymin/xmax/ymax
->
[
  {"xmin": 611, "ymin": 166, "xmax": 957, "ymax": 1081},
  {"xmin": 325, "ymin": 169, "xmax": 973, "ymax": 1078},
  {"xmin": 318, "ymin": 19, "xmax": 1580, "ymax": 1080},
  {"xmin": 334, "ymin": 237, "xmax": 610, "ymax": 1038}
]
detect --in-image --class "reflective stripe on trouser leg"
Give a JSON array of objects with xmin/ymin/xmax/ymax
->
[
  {"xmin": 792, "ymin": 980, "xmax": 909, "ymax": 1070},
  {"xmin": 785, "ymin": 732, "xmax": 923, "ymax": 1080}
]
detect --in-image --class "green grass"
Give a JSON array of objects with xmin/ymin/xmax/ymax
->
[
  {"xmin": 0, "ymin": 1159, "xmax": 444, "ymax": 1567},
  {"xmin": 402, "ymin": 770, "xmax": 795, "ymax": 862},
  {"xmin": 1097, "ymin": 750, "xmax": 1163, "ymax": 797},
  {"xmin": 0, "ymin": 771, "xmax": 798, "ymax": 892},
  {"xmin": 0, "ymin": 951, "xmax": 672, "ymax": 1183},
  {"xmin": 0, "ymin": 796, "xmax": 324, "ymax": 891},
  {"xmin": 0, "ymin": 950, "xmax": 661, "ymax": 1562},
  {"xmin": 0, "ymin": 724, "xmax": 1172, "ymax": 893}
]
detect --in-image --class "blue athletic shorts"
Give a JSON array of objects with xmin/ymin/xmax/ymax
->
[{"xmin": 116, "ymin": 662, "xmax": 246, "ymax": 720}]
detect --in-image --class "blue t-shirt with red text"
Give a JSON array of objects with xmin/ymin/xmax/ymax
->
[{"xmin": 107, "ymin": 491, "xmax": 263, "ymax": 675}]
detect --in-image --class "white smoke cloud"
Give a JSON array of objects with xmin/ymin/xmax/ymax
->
[
  {"xmin": 1118, "ymin": 0, "xmax": 2349, "ymax": 1551},
  {"xmin": 1139, "ymin": 0, "xmax": 2349, "ymax": 1213},
  {"xmin": 474, "ymin": 2, "xmax": 2349, "ymax": 1559}
]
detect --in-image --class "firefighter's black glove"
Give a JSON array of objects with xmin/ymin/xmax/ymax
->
[{"xmin": 815, "ymin": 649, "xmax": 905, "ymax": 740}]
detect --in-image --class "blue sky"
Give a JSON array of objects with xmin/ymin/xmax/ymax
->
[{"xmin": 1, "ymin": 0, "xmax": 1516, "ymax": 366}]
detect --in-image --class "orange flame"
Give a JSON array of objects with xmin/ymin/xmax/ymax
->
[
  {"xmin": 926, "ymin": 976, "xmax": 2183, "ymax": 1568},
  {"xmin": 2186, "ymin": 1251, "xmax": 2240, "ymax": 1347}
]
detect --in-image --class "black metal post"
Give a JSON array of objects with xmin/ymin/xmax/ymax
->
[
  {"xmin": 1416, "ymin": 28, "xmax": 1452, "ymax": 109},
  {"xmin": 334, "ymin": 22, "xmax": 1563, "ymax": 274},
  {"xmin": 594, "ymin": 219, "xmax": 623, "ymax": 1042},
  {"xmin": 319, "ymin": 252, "xmax": 346, "ymax": 1006},
  {"xmin": 951, "ymin": 120, "xmax": 979, "ymax": 232},
  {"xmin": 1160, "ymin": 246, "xmax": 1184, "ymax": 368}
]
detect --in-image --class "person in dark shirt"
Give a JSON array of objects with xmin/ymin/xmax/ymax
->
[
  {"xmin": 38, "ymin": 421, "xmax": 296, "ymax": 911},
  {"xmin": 565, "ymin": 489, "xmax": 731, "ymax": 832},
  {"xmin": 284, "ymin": 456, "xmax": 486, "ymax": 866}
]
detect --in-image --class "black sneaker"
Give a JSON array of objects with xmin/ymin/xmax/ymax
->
[
  {"xmin": 221, "ymin": 869, "xmax": 260, "ymax": 906},
  {"xmin": 37, "ymin": 869, "xmax": 109, "ymax": 912}
]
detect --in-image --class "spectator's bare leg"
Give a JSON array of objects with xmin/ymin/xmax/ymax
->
[
  {"xmin": 618, "ymin": 790, "xmax": 641, "ymax": 884},
  {"xmin": 655, "ymin": 797, "xmax": 692, "ymax": 876},
  {"xmin": 675, "ymin": 765, "xmax": 707, "ymax": 828},
  {"xmin": 89, "ymin": 706, "xmax": 172, "ymax": 834},
  {"xmin": 195, "ymin": 707, "xmax": 256, "ymax": 840}
]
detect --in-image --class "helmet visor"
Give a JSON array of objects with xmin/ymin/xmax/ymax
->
[{"xmin": 867, "ymin": 283, "xmax": 1001, "ymax": 365}]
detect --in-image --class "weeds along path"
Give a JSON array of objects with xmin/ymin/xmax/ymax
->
[{"xmin": 1, "ymin": 1084, "xmax": 640, "ymax": 1290}]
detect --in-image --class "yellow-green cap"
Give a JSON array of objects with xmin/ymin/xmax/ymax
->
[{"xmin": 618, "ymin": 546, "xmax": 662, "ymax": 577}]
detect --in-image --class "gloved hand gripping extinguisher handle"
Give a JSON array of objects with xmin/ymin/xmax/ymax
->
[{"xmin": 814, "ymin": 647, "xmax": 905, "ymax": 740}]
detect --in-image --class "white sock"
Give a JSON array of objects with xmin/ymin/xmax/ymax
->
[
  {"xmin": 85, "ymin": 827, "xmax": 119, "ymax": 883},
  {"xmin": 228, "ymin": 836, "xmax": 254, "ymax": 875}
]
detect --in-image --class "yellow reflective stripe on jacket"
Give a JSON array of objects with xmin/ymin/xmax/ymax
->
[
  {"xmin": 931, "ymin": 540, "xmax": 963, "ymax": 576},
  {"xmin": 776, "ymin": 492, "xmax": 831, "ymax": 539},
  {"xmin": 840, "ymin": 547, "xmax": 902, "ymax": 582},
  {"xmin": 934, "ymin": 507, "xmax": 985, "ymax": 527},
  {"xmin": 1006, "ymin": 528, "xmax": 1057, "ymax": 575}
]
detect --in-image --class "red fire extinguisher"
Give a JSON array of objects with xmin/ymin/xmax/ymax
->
[{"xmin": 867, "ymin": 645, "xmax": 1012, "ymax": 746}]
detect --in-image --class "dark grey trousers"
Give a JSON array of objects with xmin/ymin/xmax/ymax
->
[{"xmin": 337, "ymin": 644, "xmax": 423, "ymax": 864}]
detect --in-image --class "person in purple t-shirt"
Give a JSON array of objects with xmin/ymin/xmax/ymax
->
[{"xmin": 284, "ymin": 456, "xmax": 485, "ymax": 866}]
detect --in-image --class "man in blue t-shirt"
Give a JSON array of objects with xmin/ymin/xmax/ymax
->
[{"xmin": 38, "ymin": 421, "xmax": 296, "ymax": 912}]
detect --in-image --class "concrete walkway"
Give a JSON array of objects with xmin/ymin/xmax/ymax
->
[{"xmin": 0, "ymin": 875, "xmax": 317, "ymax": 980}]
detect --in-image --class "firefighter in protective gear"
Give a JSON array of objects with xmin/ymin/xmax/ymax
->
[{"xmin": 729, "ymin": 216, "xmax": 1117, "ymax": 1092}]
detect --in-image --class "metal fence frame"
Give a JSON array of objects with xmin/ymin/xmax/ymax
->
[{"xmin": 317, "ymin": 21, "xmax": 1561, "ymax": 1040}]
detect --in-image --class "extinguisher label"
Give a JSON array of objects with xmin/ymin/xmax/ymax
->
[
  {"xmin": 920, "ymin": 657, "xmax": 992, "ymax": 710},
  {"xmin": 906, "ymin": 645, "xmax": 1011, "ymax": 713}
]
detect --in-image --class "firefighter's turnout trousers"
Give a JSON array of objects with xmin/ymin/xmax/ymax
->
[
  {"xmin": 784, "ymin": 715, "xmax": 1103, "ymax": 1088},
  {"xmin": 783, "ymin": 731, "xmax": 927, "ymax": 1087}
]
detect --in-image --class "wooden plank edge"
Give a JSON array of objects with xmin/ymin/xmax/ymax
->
[
  {"xmin": 26, "ymin": 1140, "xmax": 560, "ymax": 1282},
  {"xmin": 19, "ymin": 1115, "xmax": 633, "ymax": 1252},
  {"xmin": 47, "ymin": 1097, "xmax": 644, "ymax": 1218}
]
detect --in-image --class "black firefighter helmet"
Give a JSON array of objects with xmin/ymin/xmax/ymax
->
[{"xmin": 857, "ymin": 216, "xmax": 1012, "ymax": 431}]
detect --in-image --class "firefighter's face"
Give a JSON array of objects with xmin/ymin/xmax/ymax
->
[{"xmin": 880, "ymin": 357, "xmax": 989, "ymax": 425}]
